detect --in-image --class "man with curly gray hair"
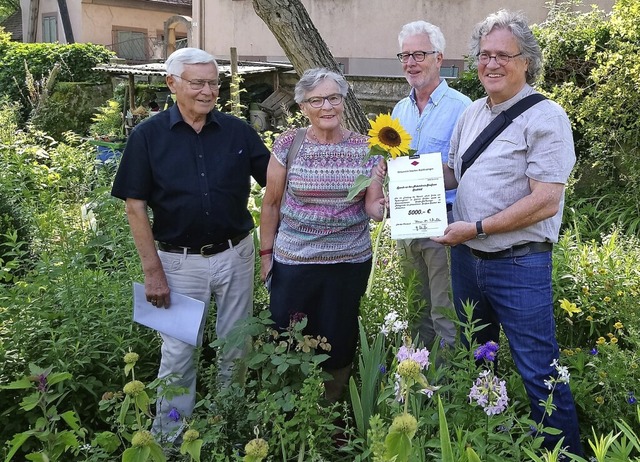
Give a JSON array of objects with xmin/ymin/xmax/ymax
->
[{"xmin": 434, "ymin": 10, "xmax": 583, "ymax": 456}]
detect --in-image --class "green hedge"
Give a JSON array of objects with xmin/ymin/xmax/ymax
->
[{"xmin": 0, "ymin": 41, "xmax": 114, "ymax": 121}]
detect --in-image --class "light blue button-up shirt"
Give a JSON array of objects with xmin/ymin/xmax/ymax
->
[{"xmin": 392, "ymin": 79, "xmax": 471, "ymax": 205}]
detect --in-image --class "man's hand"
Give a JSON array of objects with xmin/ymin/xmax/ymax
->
[
  {"xmin": 145, "ymin": 267, "xmax": 171, "ymax": 308},
  {"xmin": 432, "ymin": 221, "xmax": 477, "ymax": 246}
]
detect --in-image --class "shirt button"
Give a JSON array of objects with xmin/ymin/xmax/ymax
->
[{"xmin": 201, "ymin": 173, "xmax": 205, "ymax": 177}]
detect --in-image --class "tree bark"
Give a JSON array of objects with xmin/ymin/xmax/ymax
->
[{"xmin": 252, "ymin": 0, "xmax": 370, "ymax": 134}]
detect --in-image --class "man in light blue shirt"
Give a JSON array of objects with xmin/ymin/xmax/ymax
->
[{"xmin": 392, "ymin": 20, "xmax": 471, "ymax": 348}]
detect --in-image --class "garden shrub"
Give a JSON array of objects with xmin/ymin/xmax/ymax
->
[
  {"xmin": 30, "ymin": 82, "xmax": 113, "ymax": 140},
  {"xmin": 0, "ymin": 41, "xmax": 113, "ymax": 122}
]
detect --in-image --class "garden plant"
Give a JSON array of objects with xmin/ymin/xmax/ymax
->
[{"xmin": 2, "ymin": 1, "xmax": 640, "ymax": 460}]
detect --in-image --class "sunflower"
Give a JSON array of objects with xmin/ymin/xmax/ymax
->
[{"xmin": 367, "ymin": 113, "xmax": 412, "ymax": 159}]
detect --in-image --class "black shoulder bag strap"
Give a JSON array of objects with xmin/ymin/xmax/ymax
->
[
  {"xmin": 460, "ymin": 93, "xmax": 547, "ymax": 178},
  {"xmin": 280, "ymin": 127, "xmax": 307, "ymax": 220}
]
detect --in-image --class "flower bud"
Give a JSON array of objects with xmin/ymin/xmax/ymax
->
[
  {"xmin": 183, "ymin": 429, "xmax": 200, "ymax": 442},
  {"xmin": 244, "ymin": 438, "xmax": 269, "ymax": 458},
  {"xmin": 124, "ymin": 352, "xmax": 139, "ymax": 365},
  {"xmin": 397, "ymin": 359, "xmax": 421, "ymax": 380},
  {"xmin": 123, "ymin": 380, "xmax": 145, "ymax": 396},
  {"xmin": 131, "ymin": 430, "xmax": 154, "ymax": 447},
  {"xmin": 389, "ymin": 413, "xmax": 418, "ymax": 439}
]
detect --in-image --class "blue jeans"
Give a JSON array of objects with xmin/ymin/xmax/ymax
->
[{"xmin": 450, "ymin": 244, "xmax": 583, "ymax": 456}]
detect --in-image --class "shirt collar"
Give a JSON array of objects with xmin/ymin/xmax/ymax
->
[
  {"xmin": 485, "ymin": 84, "xmax": 533, "ymax": 114},
  {"xmin": 408, "ymin": 78, "xmax": 449, "ymax": 107},
  {"xmin": 168, "ymin": 103, "xmax": 219, "ymax": 129}
]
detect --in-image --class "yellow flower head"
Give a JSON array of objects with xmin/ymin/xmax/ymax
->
[
  {"xmin": 596, "ymin": 337, "xmax": 606, "ymax": 345},
  {"xmin": 614, "ymin": 321, "xmax": 623, "ymax": 329},
  {"xmin": 368, "ymin": 113, "xmax": 412, "ymax": 159},
  {"xmin": 610, "ymin": 337, "xmax": 618, "ymax": 344},
  {"xmin": 595, "ymin": 396, "xmax": 605, "ymax": 405},
  {"xmin": 559, "ymin": 299, "xmax": 581, "ymax": 317},
  {"xmin": 586, "ymin": 316, "xmax": 593, "ymax": 321}
]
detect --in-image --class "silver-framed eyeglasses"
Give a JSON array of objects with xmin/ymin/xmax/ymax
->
[
  {"xmin": 171, "ymin": 74, "xmax": 221, "ymax": 91},
  {"xmin": 302, "ymin": 94, "xmax": 344, "ymax": 108},
  {"xmin": 476, "ymin": 52, "xmax": 523, "ymax": 66},
  {"xmin": 396, "ymin": 50, "xmax": 439, "ymax": 63}
]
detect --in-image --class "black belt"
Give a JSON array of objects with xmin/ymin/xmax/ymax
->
[
  {"xmin": 158, "ymin": 231, "xmax": 250, "ymax": 257},
  {"xmin": 466, "ymin": 241, "xmax": 552, "ymax": 260}
]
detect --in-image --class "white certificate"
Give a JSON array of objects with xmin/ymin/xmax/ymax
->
[
  {"xmin": 388, "ymin": 152, "xmax": 447, "ymax": 239},
  {"xmin": 132, "ymin": 282, "xmax": 206, "ymax": 346}
]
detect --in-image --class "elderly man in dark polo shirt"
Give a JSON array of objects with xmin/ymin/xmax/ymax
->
[{"xmin": 111, "ymin": 47, "xmax": 270, "ymax": 443}]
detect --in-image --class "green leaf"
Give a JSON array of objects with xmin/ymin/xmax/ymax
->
[
  {"xmin": 20, "ymin": 392, "xmax": 41, "ymax": 412},
  {"xmin": 384, "ymin": 431, "xmax": 412, "ymax": 462},
  {"xmin": 4, "ymin": 431, "xmax": 34, "ymax": 462},
  {"xmin": 122, "ymin": 446, "xmax": 151, "ymax": 462},
  {"xmin": 93, "ymin": 431, "xmax": 121, "ymax": 454},
  {"xmin": 438, "ymin": 395, "xmax": 454, "ymax": 462},
  {"xmin": 134, "ymin": 392, "xmax": 151, "ymax": 415},
  {"xmin": 60, "ymin": 410, "xmax": 81, "ymax": 431},
  {"xmin": 46, "ymin": 372, "xmax": 72, "ymax": 386},
  {"xmin": 180, "ymin": 439, "xmax": 203, "ymax": 462},
  {"xmin": 125, "ymin": 363, "xmax": 135, "ymax": 377},
  {"xmin": 25, "ymin": 453, "xmax": 47, "ymax": 462},
  {"xmin": 148, "ymin": 442, "xmax": 167, "ymax": 462},
  {"xmin": 118, "ymin": 394, "xmax": 132, "ymax": 425},
  {"xmin": 347, "ymin": 174, "xmax": 373, "ymax": 201},
  {"xmin": 276, "ymin": 362, "xmax": 290, "ymax": 374},
  {"xmin": 0, "ymin": 378, "xmax": 34, "ymax": 390},
  {"xmin": 466, "ymin": 446, "xmax": 482, "ymax": 462},
  {"xmin": 349, "ymin": 376, "xmax": 364, "ymax": 436}
]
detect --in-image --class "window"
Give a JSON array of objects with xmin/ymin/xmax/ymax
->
[
  {"xmin": 42, "ymin": 14, "xmax": 57, "ymax": 43},
  {"xmin": 114, "ymin": 29, "xmax": 148, "ymax": 62}
]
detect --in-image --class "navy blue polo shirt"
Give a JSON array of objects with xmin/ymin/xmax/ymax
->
[{"xmin": 111, "ymin": 104, "xmax": 270, "ymax": 248}]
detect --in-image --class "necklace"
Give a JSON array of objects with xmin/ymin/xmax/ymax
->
[{"xmin": 308, "ymin": 127, "xmax": 348, "ymax": 145}]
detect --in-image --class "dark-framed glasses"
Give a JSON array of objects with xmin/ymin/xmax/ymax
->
[
  {"xmin": 302, "ymin": 94, "xmax": 344, "ymax": 108},
  {"xmin": 396, "ymin": 50, "xmax": 439, "ymax": 63},
  {"xmin": 476, "ymin": 52, "xmax": 523, "ymax": 66},
  {"xmin": 171, "ymin": 74, "xmax": 220, "ymax": 91}
]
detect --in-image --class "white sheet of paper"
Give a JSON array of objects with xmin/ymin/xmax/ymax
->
[
  {"xmin": 132, "ymin": 282, "xmax": 206, "ymax": 347},
  {"xmin": 388, "ymin": 152, "xmax": 448, "ymax": 239}
]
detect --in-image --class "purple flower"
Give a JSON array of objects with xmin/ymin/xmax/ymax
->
[
  {"xmin": 168, "ymin": 408, "xmax": 181, "ymax": 422},
  {"xmin": 474, "ymin": 341, "xmax": 499, "ymax": 362},
  {"xmin": 378, "ymin": 364, "xmax": 387, "ymax": 374},
  {"xmin": 628, "ymin": 392, "xmax": 637, "ymax": 405},
  {"xmin": 589, "ymin": 348, "xmax": 598, "ymax": 355},
  {"xmin": 290, "ymin": 312, "xmax": 307, "ymax": 325},
  {"xmin": 468, "ymin": 369, "xmax": 509, "ymax": 415},
  {"xmin": 37, "ymin": 374, "xmax": 48, "ymax": 393}
]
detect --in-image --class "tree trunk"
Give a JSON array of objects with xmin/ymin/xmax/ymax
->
[{"xmin": 252, "ymin": 0, "xmax": 370, "ymax": 134}]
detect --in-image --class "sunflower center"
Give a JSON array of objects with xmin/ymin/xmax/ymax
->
[{"xmin": 379, "ymin": 127, "xmax": 402, "ymax": 147}]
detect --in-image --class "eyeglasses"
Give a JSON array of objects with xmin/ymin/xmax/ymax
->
[
  {"xmin": 396, "ymin": 51, "xmax": 439, "ymax": 63},
  {"xmin": 476, "ymin": 52, "xmax": 523, "ymax": 66},
  {"xmin": 171, "ymin": 74, "xmax": 221, "ymax": 91},
  {"xmin": 302, "ymin": 94, "xmax": 344, "ymax": 108}
]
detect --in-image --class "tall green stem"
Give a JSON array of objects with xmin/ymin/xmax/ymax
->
[{"xmin": 365, "ymin": 188, "xmax": 388, "ymax": 297}]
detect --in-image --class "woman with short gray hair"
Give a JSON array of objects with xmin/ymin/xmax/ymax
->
[{"xmin": 260, "ymin": 67, "xmax": 385, "ymax": 404}]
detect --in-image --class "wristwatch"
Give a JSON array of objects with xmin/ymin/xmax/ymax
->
[{"xmin": 476, "ymin": 220, "xmax": 488, "ymax": 240}]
